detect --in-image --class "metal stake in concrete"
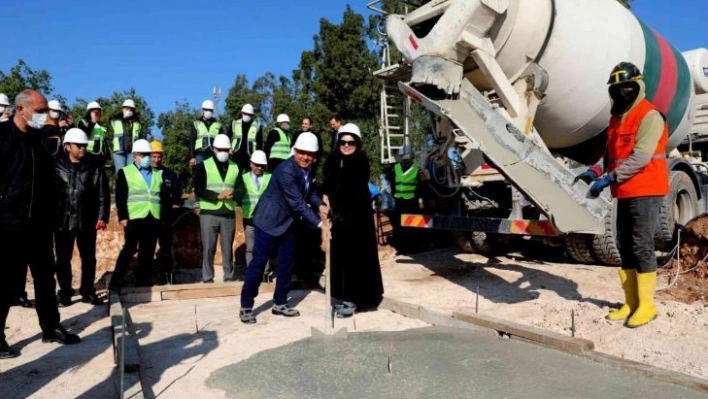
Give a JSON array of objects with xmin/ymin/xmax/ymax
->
[
  {"xmin": 571, "ymin": 309, "xmax": 576, "ymax": 338},
  {"xmin": 475, "ymin": 285, "xmax": 480, "ymax": 314},
  {"xmin": 120, "ymin": 306, "xmax": 126, "ymax": 399}
]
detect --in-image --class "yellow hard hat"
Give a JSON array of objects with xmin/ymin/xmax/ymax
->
[{"xmin": 150, "ymin": 140, "xmax": 164, "ymax": 153}]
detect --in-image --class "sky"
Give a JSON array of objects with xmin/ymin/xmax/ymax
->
[{"xmin": 1, "ymin": 0, "xmax": 707, "ymax": 137}]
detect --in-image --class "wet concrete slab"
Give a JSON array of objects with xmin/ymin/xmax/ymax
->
[{"xmin": 207, "ymin": 326, "xmax": 708, "ymax": 399}]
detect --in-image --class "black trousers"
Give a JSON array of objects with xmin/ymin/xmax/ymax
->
[
  {"xmin": 293, "ymin": 220, "xmax": 324, "ymax": 282},
  {"xmin": 1, "ymin": 228, "xmax": 60, "ymax": 340},
  {"xmin": 110, "ymin": 217, "xmax": 160, "ymax": 289},
  {"xmin": 55, "ymin": 229, "xmax": 98, "ymax": 297},
  {"xmin": 616, "ymin": 196, "xmax": 663, "ymax": 273},
  {"xmin": 157, "ymin": 209, "xmax": 179, "ymax": 273}
]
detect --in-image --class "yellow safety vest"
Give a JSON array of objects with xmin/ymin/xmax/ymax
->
[
  {"xmin": 269, "ymin": 127, "xmax": 291, "ymax": 160},
  {"xmin": 200, "ymin": 157, "xmax": 239, "ymax": 211},
  {"xmin": 231, "ymin": 119, "xmax": 260, "ymax": 154},
  {"xmin": 241, "ymin": 172, "xmax": 271, "ymax": 219},
  {"xmin": 194, "ymin": 120, "xmax": 222, "ymax": 151},
  {"xmin": 86, "ymin": 123, "xmax": 107, "ymax": 155},
  {"xmin": 394, "ymin": 163, "xmax": 419, "ymax": 200},
  {"xmin": 123, "ymin": 164, "xmax": 162, "ymax": 220},
  {"xmin": 112, "ymin": 119, "xmax": 142, "ymax": 153}
]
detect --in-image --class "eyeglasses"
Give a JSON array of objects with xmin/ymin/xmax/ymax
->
[
  {"xmin": 73, "ymin": 143, "xmax": 87, "ymax": 148},
  {"xmin": 215, "ymin": 148, "xmax": 229, "ymax": 153},
  {"xmin": 338, "ymin": 140, "xmax": 357, "ymax": 147}
]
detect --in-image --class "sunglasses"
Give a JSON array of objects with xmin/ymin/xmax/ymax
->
[
  {"xmin": 215, "ymin": 148, "xmax": 230, "ymax": 153},
  {"xmin": 73, "ymin": 143, "xmax": 87, "ymax": 148},
  {"xmin": 338, "ymin": 140, "xmax": 357, "ymax": 147}
]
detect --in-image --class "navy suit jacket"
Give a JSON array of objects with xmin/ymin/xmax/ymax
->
[{"xmin": 253, "ymin": 157, "xmax": 323, "ymax": 236}]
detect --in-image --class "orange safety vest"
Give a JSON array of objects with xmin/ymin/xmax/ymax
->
[{"xmin": 607, "ymin": 99, "xmax": 669, "ymax": 199}]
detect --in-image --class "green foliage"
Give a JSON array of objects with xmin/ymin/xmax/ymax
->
[
  {"xmin": 158, "ymin": 101, "xmax": 200, "ymax": 186},
  {"xmin": 0, "ymin": 59, "xmax": 53, "ymax": 101}
]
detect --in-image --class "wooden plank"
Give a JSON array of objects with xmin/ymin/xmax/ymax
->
[
  {"xmin": 120, "ymin": 281, "xmax": 240, "ymax": 295},
  {"xmin": 161, "ymin": 282, "xmax": 275, "ymax": 301},
  {"xmin": 453, "ymin": 310, "xmax": 594, "ymax": 353}
]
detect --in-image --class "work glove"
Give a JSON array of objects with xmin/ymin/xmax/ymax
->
[
  {"xmin": 573, "ymin": 166, "xmax": 602, "ymax": 184},
  {"xmin": 590, "ymin": 174, "xmax": 613, "ymax": 197}
]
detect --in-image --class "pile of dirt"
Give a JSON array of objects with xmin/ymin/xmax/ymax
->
[{"xmin": 659, "ymin": 213, "xmax": 708, "ymax": 305}]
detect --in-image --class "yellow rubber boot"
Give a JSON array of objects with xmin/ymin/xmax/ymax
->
[
  {"xmin": 607, "ymin": 269, "xmax": 638, "ymax": 321},
  {"xmin": 627, "ymin": 271, "xmax": 657, "ymax": 328}
]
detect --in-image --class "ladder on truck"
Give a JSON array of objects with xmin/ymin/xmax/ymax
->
[{"xmin": 398, "ymin": 80, "xmax": 610, "ymax": 235}]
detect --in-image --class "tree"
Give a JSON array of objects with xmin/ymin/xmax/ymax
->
[
  {"xmin": 0, "ymin": 59, "xmax": 53, "ymax": 101},
  {"xmin": 72, "ymin": 88, "xmax": 156, "ymax": 139},
  {"xmin": 158, "ymin": 101, "xmax": 199, "ymax": 188}
]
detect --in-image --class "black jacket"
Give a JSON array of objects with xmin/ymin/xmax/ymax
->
[
  {"xmin": 0, "ymin": 120, "xmax": 57, "ymax": 232},
  {"xmin": 54, "ymin": 155, "xmax": 110, "ymax": 232}
]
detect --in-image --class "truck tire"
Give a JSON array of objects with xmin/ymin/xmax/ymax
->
[
  {"xmin": 656, "ymin": 171, "xmax": 699, "ymax": 249},
  {"xmin": 591, "ymin": 199, "xmax": 621, "ymax": 266},
  {"xmin": 564, "ymin": 233, "xmax": 596, "ymax": 264},
  {"xmin": 452, "ymin": 231, "xmax": 495, "ymax": 254}
]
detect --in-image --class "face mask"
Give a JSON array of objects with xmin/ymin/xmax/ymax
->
[
  {"xmin": 609, "ymin": 83, "xmax": 639, "ymax": 116},
  {"xmin": 203, "ymin": 110, "xmax": 213, "ymax": 119},
  {"xmin": 139, "ymin": 156, "xmax": 151, "ymax": 169},
  {"xmin": 25, "ymin": 111, "xmax": 48, "ymax": 130},
  {"xmin": 283, "ymin": 124, "xmax": 290, "ymax": 131},
  {"xmin": 242, "ymin": 114, "xmax": 251, "ymax": 123},
  {"xmin": 123, "ymin": 109, "xmax": 134, "ymax": 119},
  {"xmin": 49, "ymin": 110, "xmax": 61, "ymax": 120},
  {"xmin": 215, "ymin": 151, "xmax": 230, "ymax": 163},
  {"xmin": 0, "ymin": 106, "xmax": 6, "ymax": 114}
]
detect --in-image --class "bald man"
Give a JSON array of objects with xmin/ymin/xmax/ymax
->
[{"xmin": 0, "ymin": 89, "xmax": 80, "ymax": 359}]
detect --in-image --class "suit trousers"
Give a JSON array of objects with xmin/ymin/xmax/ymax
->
[
  {"xmin": 1, "ymin": 228, "xmax": 60, "ymax": 340},
  {"xmin": 200, "ymin": 214, "xmax": 235, "ymax": 282},
  {"xmin": 55, "ymin": 229, "xmax": 98, "ymax": 297},
  {"xmin": 110, "ymin": 216, "xmax": 159, "ymax": 289},
  {"xmin": 240, "ymin": 226, "xmax": 296, "ymax": 309}
]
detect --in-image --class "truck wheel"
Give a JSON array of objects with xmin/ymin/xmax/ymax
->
[
  {"xmin": 452, "ymin": 231, "xmax": 496, "ymax": 254},
  {"xmin": 656, "ymin": 171, "xmax": 699, "ymax": 249},
  {"xmin": 564, "ymin": 233, "xmax": 596, "ymax": 264},
  {"xmin": 591, "ymin": 199, "xmax": 621, "ymax": 266}
]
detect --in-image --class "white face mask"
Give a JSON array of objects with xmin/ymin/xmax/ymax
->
[
  {"xmin": 203, "ymin": 110, "xmax": 213, "ymax": 119},
  {"xmin": 49, "ymin": 110, "xmax": 61, "ymax": 120},
  {"xmin": 123, "ymin": 109, "xmax": 134, "ymax": 119},
  {"xmin": 25, "ymin": 111, "xmax": 48, "ymax": 129},
  {"xmin": 215, "ymin": 151, "xmax": 230, "ymax": 163},
  {"xmin": 242, "ymin": 114, "xmax": 251, "ymax": 123}
]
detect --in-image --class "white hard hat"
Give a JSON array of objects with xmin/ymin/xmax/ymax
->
[
  {"xmin": 213, "ymin": 134, "xmax": 231, "ymax": 149},
  {"xmin": 201, "ymin": 100, "xmax": 214, "ymax": 110},
  {"xmin": 48, "ymin": 100, "xmax": 63, "ymax": 112},
  {"xmin": 86, "ymin": 101, "xmax": 101, "ymax": 111},
  {"xmin": 132, "ymin": 139, "xmax": 152, "ymax": 153},
  {"xmin": 276, "ymin": 114, "xmax": 290, "ymax": 123},
  {"xmin": 122, "ymin": 99, "xmax": 136, "ymax": 109},
  {"xmin": 338, "ymin": 123, "xmax": 361, "ymax": 138},
  {"xmin": 293, "ymin": 132, "xmax": 319, "ymax": 152},
  {"xmin": 63, "ymin": 128, "xmax": 89, "ymax": 144},
  {"xmin": 0, "ymin": 93, "xmax": 10, "ymax": 106},
  {"xmin": 250, "ymin": 150, "xmax": 267, "ymax": 165},
  {"xmin": 241, "ymin": 104, "xmax": 255, "ymax": 115}
]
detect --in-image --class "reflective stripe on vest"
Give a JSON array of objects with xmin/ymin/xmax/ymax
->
[
  {"xmin": 394, "ymin": 163, "xmax": 419, "ymax": 200},
  {"xmin": 123, "ymin": 164, "xmax": 162, "ymax": 220},
  {"xmin": 231, "ymin": 120, "xmax": 260, "ymax": 154},
  {"xmin": 194, "ymin": 120, "xmax": 222, "ymax": 151},
  {"xmin": 112, "ymin": 119, "xmax": 141, "ymax": 153},
  {"xmin": 86, "ymin": 123, "xmax": 107, "ymax": 155},
  {"xmin": 269, "ymin": 127, "xmax": 291, "ymax": 160},
  {"xmin": 607, "ymin": 99, "xmax": 669, "ymax": 199},
  {"xmin": 200, "ymin": 157, "xmax": 239, "ymax": 211},
  {"xmin": 241, "ymin": 172, "xmax": 271, "ymax": 219}
]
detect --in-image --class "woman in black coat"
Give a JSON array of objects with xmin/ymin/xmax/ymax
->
[{"xmin": 321, "ymin": 123, "xmax": 384, "ymax": 317}]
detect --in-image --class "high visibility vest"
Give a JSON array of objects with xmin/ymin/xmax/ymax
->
[
  {"xmin": 231, "ymin": 119, "xmax": 260, "ymax": 154},
  {"xmin": 241, "ymin": 172, "xmax": 271, "ymax": 219},
  {"xmin": 123, "ymin": 164, "xmax": 162, "ymax": 220},
  {"xmin": 194, "ymin": 120, "xmax": 222, "ymax": 151},
  {"xmin": 269, "ymin": 127, "xmax": 291, "ymax": 160},
  {"xmin": 607, "ymin": 99, "xmax": 669, "ymax": 199},
  {"xmin": 394, "ymin": 163, "xmax": 419, "ymax": 200},
  {"xmin": 86, "ymin": 123, "xmax": 107, "ymax": 155},
  {"xmin": 112, "ymin": 119, "xmax": 142, "ymax": 153},
  {"xmin": 200, "ymin": 157, "xmax": 239, "ymax": 211}
]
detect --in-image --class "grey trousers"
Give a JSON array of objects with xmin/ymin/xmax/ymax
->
[
  {"xmin": 245, "ymin": 223, "xmax": 270, "ymax": 272},
  {"xmin": 200, "ymin": 214, "xmax": 235, "ymax": 282}
]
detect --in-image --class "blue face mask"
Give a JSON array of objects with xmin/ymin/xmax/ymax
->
[{"xmin": 139, "ymin": 156, "xmax": 151, "ymax": 169}]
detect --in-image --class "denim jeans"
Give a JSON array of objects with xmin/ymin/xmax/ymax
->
[{"xmin": 113, "ymin": 152, "xmax": 134, "ymax": 173}]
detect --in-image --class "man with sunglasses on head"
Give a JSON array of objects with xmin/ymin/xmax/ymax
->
[
  {"xmin": 194, "ymin": 134, "xmax": 239, "ymax": 283},
  {"xmin": 54, "ymin": 128, "xmax": 110, "ymax": 307}
]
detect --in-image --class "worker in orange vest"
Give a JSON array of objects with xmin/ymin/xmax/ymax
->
[{"xmin": 576, "ymin": 62, "xmax": 668, "ymax": 328}]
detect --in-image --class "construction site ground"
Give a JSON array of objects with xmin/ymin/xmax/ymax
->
[{"xmin": 2, "ymin": 245, "xmax": 708, "ymax": 398}]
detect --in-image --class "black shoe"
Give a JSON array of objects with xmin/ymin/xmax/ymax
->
[
  {"xmin": 239, "ymin": 309, "xmax": 256, "ymax": 324},
  {"xmin": 42, "ymin": 326, "xmax": 81, "ymax": 345},
  {"xmin": 12, "ymin": 297, "xmax": 34, "ymax": 308},
  {"xmin": 81, "ymin": 293, "xmax": 104, "ymax": 305},
  {"xmin": 0, "ymin": 340, "xmax": 18, "ymax": 359},
  {"xmin": 57, "ymin": 295, "xmax": 72, "ymax": 308},
  {"xmin": 272, "ymin": 304, "xmax": 300, "ymax": 317},
  {"xmin": 203, "ymin": 279, "xmax": 214, "ymax": 284}
]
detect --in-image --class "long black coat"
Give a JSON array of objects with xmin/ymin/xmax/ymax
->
[
  {"xmin": 54, "ymin": 155, "xmax": 110, "ymax": 231},
  {"xmin": 321, "ymin": 151, "xmax": 384, "ymax": 308}
]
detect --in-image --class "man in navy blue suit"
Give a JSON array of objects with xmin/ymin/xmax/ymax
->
[{"xmin": 239, "ymin": 132, "xmax": 328, "ymax": 324}]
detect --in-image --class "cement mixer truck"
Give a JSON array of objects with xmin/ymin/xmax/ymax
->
[{"xmin": 371, "ymin": 0, "xmax": 708, "ymax": 264}]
